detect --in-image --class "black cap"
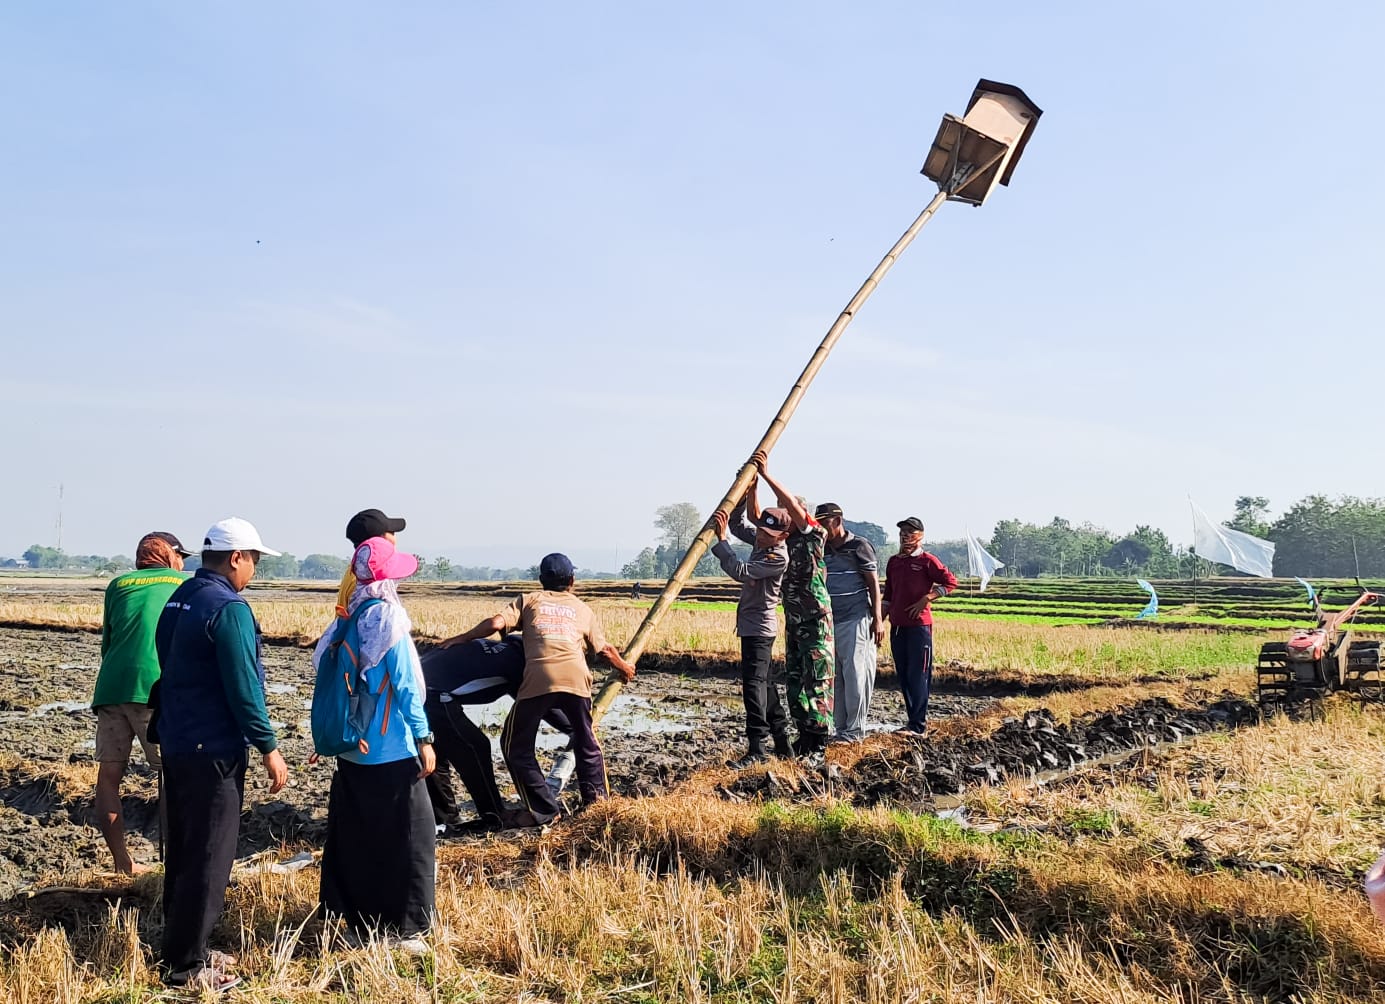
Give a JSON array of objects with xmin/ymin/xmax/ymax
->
[
  {"xmin": 346, "ymin": 508, "xmax": 407, "ymax": 547},
  {"xmin": 539, "ymin": 553, "xmax": 575, "ymax": 580},
  {"xmin": 897, "ymin": 516, "xmax": 925, "ymax": 532},
  {"xmin": 136, "ymin": 531, "xmax": 194, "ymax": 567},
  {"xmin": 814, "ymin": 502, "xmax": 843, "ymax": 520}
]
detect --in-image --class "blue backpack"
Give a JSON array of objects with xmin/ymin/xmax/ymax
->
[{"xmin": 311, "ymin": 599, "xmax": 386, "ymax": 757}]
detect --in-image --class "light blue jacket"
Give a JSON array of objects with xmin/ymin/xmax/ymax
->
[{"xmin": 339, "ymin": 635, "xmax": 430, "ymax": 766}]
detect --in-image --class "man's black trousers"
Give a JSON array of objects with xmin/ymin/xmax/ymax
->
[
  {"xmin": 501, "ymin": 692, "xmax": 605, "ymax": 823},
  {"xmin": 740, "ymin": 635, "xmax": 790, "ymax": 751},
  {"xmin": 890, "ymin": 624, "xmax": 934, "ymax": 733},
  {"xmin": 161, "ymin": 750, "xmax": 246, "ymax": 983}
]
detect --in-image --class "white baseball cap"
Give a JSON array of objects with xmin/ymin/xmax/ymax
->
[{"xmin": 201, "ymin": 517, "xmax": 282, "ymax": 557}]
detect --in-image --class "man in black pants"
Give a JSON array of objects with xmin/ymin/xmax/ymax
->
[
  {"xmin": 711, "ymin": 469, "xmax": 793, "ymax": 767},
  {"xmin": 152, "ymin": 518, "xmax": 288, "ymax": 993},
  {"xmin": 442, "ymin": 553, "xmax": 635, "ymax": 826},
  {"xmin": 419, "ymin": 634, "xmax": 572, "ymax": 832}
]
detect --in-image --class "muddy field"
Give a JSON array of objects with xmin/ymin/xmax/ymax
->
[
  {"xmin": 0, "ymin": 626, "xmax": 1006, "ymax": 897},
  {"xmin": 0, "ymin": 621, "xmax": 1267, "ymax": 904}
]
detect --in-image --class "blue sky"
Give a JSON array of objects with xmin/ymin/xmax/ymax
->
[{"xmin": 2, "ymin": 2, "xmax": 1382, "ymax": 570}]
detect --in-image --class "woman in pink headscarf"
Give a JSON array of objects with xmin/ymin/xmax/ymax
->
[{"xmin": 314, "ymin": 536, "xmax": 436, "ymax": 951}]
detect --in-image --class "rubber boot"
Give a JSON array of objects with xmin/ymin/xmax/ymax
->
[
  {"xmin": 728, "ymin": 743, "xmax": 770, "ymax": 769},
  {"xmin": 772, "ymin": 733, "xmax": 794, "ymax": 759}
]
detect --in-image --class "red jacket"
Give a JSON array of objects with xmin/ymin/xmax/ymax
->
[{"xmin": 883, "ymin": 551, "xmax": 957, "ymax": 627}]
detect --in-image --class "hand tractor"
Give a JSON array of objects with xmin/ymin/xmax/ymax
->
[{"xmin": 1257, "ymin": 585, "xmax": 1383, "ymax": 708}]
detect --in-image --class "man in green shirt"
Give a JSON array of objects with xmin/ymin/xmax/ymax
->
[{"xmin": 92, "ymin": 531, "xmax": 193, "ymax": 874}]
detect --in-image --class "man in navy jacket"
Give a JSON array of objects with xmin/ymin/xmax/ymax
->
[{"xmin": 153, "ymin": 517, "xmax": 287, "ymax": 992}]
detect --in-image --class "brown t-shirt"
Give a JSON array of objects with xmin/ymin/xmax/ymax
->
[{"xmin": 501, "ymin": 590, "xmax": 608, "ymax": 700}]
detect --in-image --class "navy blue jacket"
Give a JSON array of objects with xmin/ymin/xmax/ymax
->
[{"xmin": 154, "ymin": 568, "xmax": 276, "ymax": 757}]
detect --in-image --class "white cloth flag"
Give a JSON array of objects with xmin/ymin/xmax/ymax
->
[
  {"xmin": 967, "ymin": 534, "xmax": 1005, "ymax": 592},
  {"xmin": 1190, "ymin": 501, "xmax": 1275, "ymax": 578}
]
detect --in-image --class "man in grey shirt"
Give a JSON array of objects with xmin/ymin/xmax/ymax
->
[
  {"xmin": 815, "ymin": 503, "xmax": 883, "ymax": 742},
  {"xmin": 711, "ymin": 476, "xmax": 793, "ymax": 766}
]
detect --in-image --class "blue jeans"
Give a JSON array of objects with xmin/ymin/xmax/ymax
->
[{"xmin": 890, "ymin": 624, "xmax": 933, "ymax": 732}]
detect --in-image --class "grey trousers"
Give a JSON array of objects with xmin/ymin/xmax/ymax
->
[{"xmin": 832, "ymin": 612, "xmax": 877, "ymax": 740}]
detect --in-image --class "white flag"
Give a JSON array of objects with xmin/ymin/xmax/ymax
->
[
  {"xmin": 1190, "ymin": 501, "xmax": 1275, "ymax": 578},
  {"xmin": 967, "ymin": 535, "xmax": 1005, "ymax": 592}
]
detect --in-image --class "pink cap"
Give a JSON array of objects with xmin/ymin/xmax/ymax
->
[{"xmin": 352, "ymin": 536, "xmax": 419, "ymax": 583}]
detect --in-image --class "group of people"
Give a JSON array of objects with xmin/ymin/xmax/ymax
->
[
  {"xmin": 711, "ymin": 453, "xmax": 957, "ymax": 767},
  {"xmin": 87, "ymin": 472, "xmax": 956, "ymax": 992},
  {"xmin": 89, "ymin": 508, "xmax": 630, "ymax": 993}
]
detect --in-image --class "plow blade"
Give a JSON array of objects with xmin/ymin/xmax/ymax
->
[
  {"xmin": 1256, "ymin": 642, "xmax": 1293, "ymax": 709},
  {"xmin": 1346, "ymin": 641, "xmax": 1385, "ymax": 702}
]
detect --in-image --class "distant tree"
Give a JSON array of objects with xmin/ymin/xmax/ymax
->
[
  {"xmin": 107, "ymin": 554, "xmax": 134, "ymax": 573},
  {"xmin": 432, "ymin": 557, "xmax": 452, "ymax": 580},
  {"xmin": 1229, "ymin": 496, "xmax": 1272, "ymax": 538},
  {"xmin": 927, "ymin": 539, "xmax": 968, "ymax": 574},
  {"xmin": 256, "ymin": 553, "xmax": 300, "ymax": 579},
  {"xmin": 22, "ymin": 545, "xmax": 65, "ymax": 569},
  {"xmin": 621, "ymin": 547, "xmax": 659, "ymax": 579},
  {"xmin": 843, "ymin": 520, "xmax": 887, "ymax": 550},
  {"xmin": 1102, "ymin": 537, "xmax": 1152, "ymax": 572},
  {"xmin": 300, "ymin": 554, "xmax": 348, "ymax": 580},
  {"xmin": 1270, "ymin": 495, "xmax": 1385, "ymax": 578},
  {"xmin": 655, "ymin": 503, "xmax": 703, "ymax": 553},
  {"xmin": 694, "ymin": 550, "xmax": 723, "ymax": 577}
]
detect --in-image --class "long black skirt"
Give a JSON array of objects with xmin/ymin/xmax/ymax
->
[{"xmin": 320, "ymin": 756, "xmax": 435, "ymax": 937}]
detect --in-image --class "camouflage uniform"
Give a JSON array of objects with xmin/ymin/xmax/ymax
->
[{"xmin": 783, "ymin": 521, "xmax": 834, "ymax": 737}]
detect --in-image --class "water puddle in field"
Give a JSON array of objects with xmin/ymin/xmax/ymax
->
[
  {"xmin": 462, "ymin": 693, "xmax": 696, "ymax": 754},
  {"xmin": 265, "ymin": 682, "xmax": 299, "ymax": 695},
  {"xmin": 32, "ymin": 701, "xmax": 90, "ymax": 717}
]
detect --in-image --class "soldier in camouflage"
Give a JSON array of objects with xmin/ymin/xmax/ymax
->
[{"xmin": 755, "ymin": 458, "xmax": 834, "ymax": 759}]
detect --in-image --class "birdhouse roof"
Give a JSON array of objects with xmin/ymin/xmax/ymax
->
[{"xmin": 967, "ymin": 79, "xmax": 1043, "ymax": 186}]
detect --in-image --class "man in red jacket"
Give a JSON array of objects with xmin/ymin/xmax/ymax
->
[{"xmin": 882, "ymin": 517, "xmax": 957, "ymax": 735}]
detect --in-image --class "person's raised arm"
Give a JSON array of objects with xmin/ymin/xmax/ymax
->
[
  {"xmin": 754, "ymin": 459, "xmax": 812, "ymax": 532},
  {"xmin": 441, "ymin": 595, "xmax": 521, "ymax": 648},
  {"xmin": 711, "ymin": 511, "xmax": 785, "ymax": 583},
  {"xmin": 745, "ymin": 475, "xmax": 762, "ymax": 523},
  {"xmin": 441, "ymin": 615, "xmax": 506, "ymax": 648},
  {"xmin": 729, "ymin": 495, "xmax": 757, "ymax": 546}
]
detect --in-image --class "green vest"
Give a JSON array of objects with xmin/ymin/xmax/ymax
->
[{"xmin": 92, "ymin": 566, "xmax": 190, "ymax": 706}]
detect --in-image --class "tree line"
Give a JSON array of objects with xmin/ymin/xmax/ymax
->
[
  {"xmin": 7, "ymin": 494, "xmax": 1382, "ymax": 581},
  {"xmin": 962, "ymin": 495, "xmax": 1385, "ymax": 580},
  {"xmin": 618, "ymin": 495, "xmax": 1385, "ymax": 581}
]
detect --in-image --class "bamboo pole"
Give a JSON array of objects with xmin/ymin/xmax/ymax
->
[{"xmin": 589, "ymin": 186, "xmax": 951, "ymax": 727}]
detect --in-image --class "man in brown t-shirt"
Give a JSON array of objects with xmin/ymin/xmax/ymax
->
[{"xmin": 444, "ymin": 553, "xmax": 634, "ymax": 825}]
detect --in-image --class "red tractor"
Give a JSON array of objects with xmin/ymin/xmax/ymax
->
[{"xmin": 1257, "ymin": 586, "xmax": 1384, "ymax": 708}]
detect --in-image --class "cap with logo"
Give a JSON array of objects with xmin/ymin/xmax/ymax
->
[
  {"xmin": 202, "ymin": 517, "xmax": 282, "ymax": 557},
  {"xmin": 756, "ymin": 508, "xmax": 793, "ymax": 534},
  {"xmin": 814, "ymin": 502, "xmax": 844, "ymax": 520},
  {"xmin": 346, "ymin": 508, "xmax": 407, "ymax": 548},
  {"xmin": 897, "ymin": 516, "xmax": 925, "ymax": 533},
  {"xmin": 352, "ymin": 536, "xmax": 419, "ymax": 583}
]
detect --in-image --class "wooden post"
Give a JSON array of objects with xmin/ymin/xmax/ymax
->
[{"xmin": 589, "ymin": 188, "xmax": 951, "ymax": 726}]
